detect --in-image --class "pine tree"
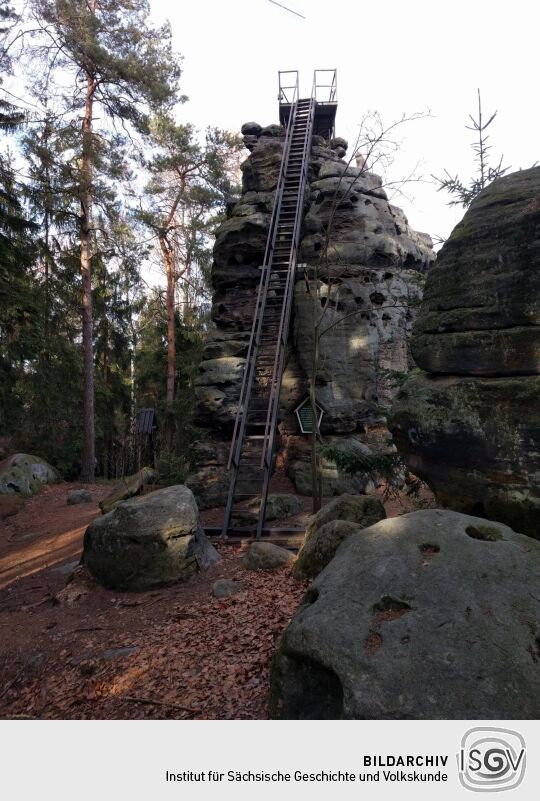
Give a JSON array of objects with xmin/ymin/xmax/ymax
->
[
  {"xmin": 140, "ymin": 115, "xmax": 240, "ymax": 439},
  {"xmin": 23, "ymin": 0, "xmax": 181, "ymax": 481}
]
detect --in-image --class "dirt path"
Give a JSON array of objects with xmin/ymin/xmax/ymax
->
[
  {"xmin": 0, "ymin": 483, "xmax": 109, "ymax": 590},
  {"xmin": 0, "ymin": 480, "xmax": 433, "ymax": 720}
]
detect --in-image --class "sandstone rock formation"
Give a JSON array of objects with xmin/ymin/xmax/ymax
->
[
  {"xmin": 269, "ymin": 510, "xmax": 540, "ymax": 719},
  {"xmin": 188, "ymin": 119, "xmax": 434, "ymax": 507},
  {"xmin": 293, "ymin": 493, "xmax": 386, "ymax": 579},
  {"xmin": 84, "ymin": 485, "xmax": 219, "ymax": 591},
  {"xmin": 390, "ymin": 168, "xmax": 540, "ymax": 537},
  {"xmin": 242, "ymin": 541, "xmax": 294, "ymax": 571},
  {"xmin": 302, "ymin": 492, "xmax": 386, "ymax": 537},
  {"xmin": 292, "ymin": 520, "xmax": 359, "ymax": 581},
  {"xmin": 0, "ymin": 453, "xmax": 60, "ymax": 496},
  {"xmin": 247, "ymin": 493, "xmax": 303, "ymax": 521}
]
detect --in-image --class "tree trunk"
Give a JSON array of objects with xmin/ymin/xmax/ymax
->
[
  {"xmin": 161, "ymin": 238, "xmax": 176, "ymax": 406},
  {"xmin": 80, "ymin": 68, "xmax": 96, "ymax": 483},
  {"xmin": 183, "ymin": 262, "xmax": 190, "ymax": 318},
  {"xmin": 158, "ymin": 179, "xmax": 186, "ymax": 447}
]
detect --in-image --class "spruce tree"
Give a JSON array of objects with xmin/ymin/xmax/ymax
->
[{"xmin": 0, "ymin": 5, "xmax": 38, "ymax": 433}]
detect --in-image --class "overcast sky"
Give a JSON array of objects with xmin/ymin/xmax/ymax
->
[{"xmin": 150, "ymin": 0, "xmax": 538, "ymax": 246}]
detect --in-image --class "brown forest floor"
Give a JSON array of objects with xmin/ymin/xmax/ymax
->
[{"xmin": 0, "ymin": 479, "xmax": 433, "ymax": 720}]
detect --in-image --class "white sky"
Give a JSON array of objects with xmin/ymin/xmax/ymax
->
[{"xmin": 150, "ymin": 0, "xmax": 539, "ymax": 247}]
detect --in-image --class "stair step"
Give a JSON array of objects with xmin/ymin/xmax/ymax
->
[{"xmin": 222, "ymin": 97, "xmax": 314, "ymax": 535}]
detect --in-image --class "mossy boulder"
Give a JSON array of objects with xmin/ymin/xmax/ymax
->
[
  {"xmin": 305, "ymin": 494, "xmax": 386, "ymax": 538},
  {"xmin": 84, "ymin": 485, "xmax": 219, "ymax": 591},
  {"xmin": 242, "ymin": 541, "xmax": 294, "ymax": 571},
  {"xmin": 293, "ymin": 495, "xmax": 386, "ymax": 579},
  {"xmin": 293, "ymin": 520, "xmax": 359, "ymax": 580},
  {"xmin": 0, "ymin": 453, "xmax": 60, "ymax": 496},
  {"xmin": 67, "ymin": 489, "xmax": 92, "ymax": 505}
]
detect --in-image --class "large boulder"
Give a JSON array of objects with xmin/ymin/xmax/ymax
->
[
  {"xmin": 0, "ymin": 453, "xmax": 60, "ymax": 496},
  {"xmin": 293, "ymin": 494, "xmax": 386, "ymax": 579},
  {"xmin": 269, "ymin": 510, "xmax": 540, "ymax": 719},
  {"xmin": 389, "ymin": 168, "xmax": 540, "ymax": 538},
  {"xmin": 84, "ymin": 485, "xmax": 219, "ymax": 591}
]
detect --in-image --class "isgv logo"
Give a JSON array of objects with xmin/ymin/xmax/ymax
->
[{"xmin": 458, "ymin": 727, "xmax": 526, "ymax": 792}]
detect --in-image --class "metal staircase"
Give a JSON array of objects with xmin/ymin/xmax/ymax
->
[{"xmin": 221, "ymin": 75, "xmax": 316, "ymax": 538}]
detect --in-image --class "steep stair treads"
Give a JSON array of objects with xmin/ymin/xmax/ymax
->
[{"xmin": 222, "ymin": 95, "xmax": 315, "ymax": 537}]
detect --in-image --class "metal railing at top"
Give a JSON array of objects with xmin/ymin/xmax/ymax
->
[
  {"xmin": 278, "ymin": 70, "xmax": 299, "ymax": 105},
  {"xmin": 226, "ymin": 76, "xmax": 298, "ymax": 473},
  {"xmin": 313, "ymin": 69, "xmax": 337, "ymax": 104},
  {"xmin": 255, "ymin": 92, "xmax": 317, "ymax": 537}
]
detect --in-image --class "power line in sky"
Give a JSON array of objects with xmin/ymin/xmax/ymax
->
[{"xmin": 266, "ymin": 0, "xmax": 306, "ymax": 19}]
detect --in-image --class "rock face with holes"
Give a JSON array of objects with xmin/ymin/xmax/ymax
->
[
  {"xmin": 269, "ymin": 509, "xmax": 540, "ymax": 719},
  {"xmin": 83, "ymin": 485, "xmax": 219, "ymax": 591},
  {"xmin": 189, "ymin": 119, "xmax": 435, "ymax": 505},
  {"xmin": 390, "ymin": 169, "xmax": 540, "ymax": 537}
]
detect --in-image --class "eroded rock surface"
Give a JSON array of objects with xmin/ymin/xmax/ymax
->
[
  {"xmin": 390, "ymin": 168, "xmax": 540, "ymax": 537},
  {"xmin": 0, "ymin": 453, "xmax": 60, "ymax": 496},
  {"xmin": 270, "ymin": 510, "xmax": 540, "ymax": 719},
  {"xmin": 84, "ymin": 485, "xmax": 219, "ymax": 591},
  {"xmin": 189, "ymin": 117, "xmax": 434, "ymax": 502},
  {"xmin": 412, "ymin": 168, "xmax": 540, "ymax": 376},
  {"xmin": 293, "ymin": 493, "xmax": 386, "ymax": 580}
]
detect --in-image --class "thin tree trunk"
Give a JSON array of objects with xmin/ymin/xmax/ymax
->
[
  {"xmin": 80, "ymin": 64, "xmax": 96, "ymax": 483},
  {"xmin": 161, "ymin": 238, "xmax": 176, "ymax": 406},
  {"xmin": 183, "ymin": 263, "xmax": 190, "ymax": 318}
]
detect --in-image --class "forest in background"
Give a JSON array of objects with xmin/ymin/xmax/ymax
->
[{"xmin": 0, "ymin": 0, "xmax": 242, "ymax": 482}]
